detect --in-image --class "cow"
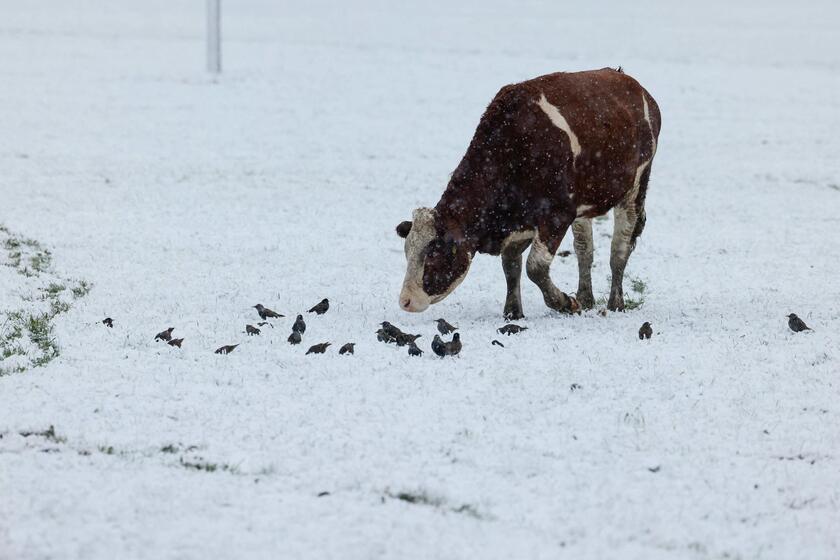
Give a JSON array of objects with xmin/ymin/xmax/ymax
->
[{"xmin": 396, "ymin": 68, "xmax": 661, "ymax": 319}]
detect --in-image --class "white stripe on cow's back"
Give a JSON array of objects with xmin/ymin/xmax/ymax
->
[
  {"xmin": 642, "ymin": 93, "xmax": 657, "ymax": 156},
  {"xmin": 537, "ymin": 93, "xmax": 582, "ymax": 160}
]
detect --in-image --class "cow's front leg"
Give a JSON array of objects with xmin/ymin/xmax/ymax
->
[
  {"xmin": 526, "ymin": 230, "xmax": 579, "ymax": 314},
  {"xmin": 501, "ymin": 238, "xmax": 532, "ymax": 320}
]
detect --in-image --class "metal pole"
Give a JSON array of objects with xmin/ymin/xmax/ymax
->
[{"xmin": 207, "ymin": 0, "xmax": 221, "ymax": 73}]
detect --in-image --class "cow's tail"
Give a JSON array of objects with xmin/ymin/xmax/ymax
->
[{"xmin": 629, "ymin": 165, "xmax": 651, "ymax": 252}]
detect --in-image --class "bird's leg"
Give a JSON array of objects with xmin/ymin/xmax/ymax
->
[
  {"xmin": 572, "ymin": 217, "xmax": 595, "ymax": 309},
  {"xmin": 526, "ymin": 228, "xmax": 579, "ymax": 314},
  {"xmin": 501, "ymin": 238, "xmax": 531, "ymax": 320}
]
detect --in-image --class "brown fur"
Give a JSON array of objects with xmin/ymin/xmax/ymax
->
[
  {"xmin": 434, "ymin": 68, "xmax": 660, "ymax": 261},
  {"xmin": 398, "ymin": 68, "xmax": 661, "ymax": 314}
]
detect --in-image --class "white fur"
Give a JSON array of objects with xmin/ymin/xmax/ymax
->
[
  {"xmin": 398, "ymin": 207, "xmax": 472, "ymax": 312},
  {"xmin": 632, "ymin": 160, "xmax": 651, "ymax": 192},
  {"xmin": 500, "ymin": 230, "xmax": 535, "ymax": 253},
  {"xmin": 642, "ymin": 93, "xmax": 657, "ymax": 156},
  {"xmin": 399, "ymin": 208, "xmax": 436, "ymax": 311},
  {"xmin": 537, "ymin": 93, "xmax": 582, "ymax": 160},
  {"xmin": 576, "ymin": 204, "xmax": 595, "ymax": 217},
  {"xmin": 526, "ymin": 233, "xmax": 554, "ymax": 271},
  {"xmin": 611, "ymin": 205, "xmax": 635, "ymax": 261}
]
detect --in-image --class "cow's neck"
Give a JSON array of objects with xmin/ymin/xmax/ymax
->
[{"xmin": 434, "ymin": 172, "xmax": 501, "ymax": 254}]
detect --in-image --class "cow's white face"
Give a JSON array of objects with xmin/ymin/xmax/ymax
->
[{"xmin": 397, "ymin": 207, "xmax": 472, "ymax": 312}]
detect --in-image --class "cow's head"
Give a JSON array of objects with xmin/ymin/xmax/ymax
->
[{"xmin": 396, "ymin": 208, "xmax": 472, "ymax": 312}]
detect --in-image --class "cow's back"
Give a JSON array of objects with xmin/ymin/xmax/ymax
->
[
  {"xmin": 438, "ymin": 68, "xmax": 661, "ymax": 254},
  {"xmin": 511, "ymin": 69, "xmax": 661, "ymax": 216}
]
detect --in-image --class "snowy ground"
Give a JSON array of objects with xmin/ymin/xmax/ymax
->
[{"xmin": 2, "ymin": 1, "xmax": 840, "ymax": 558}]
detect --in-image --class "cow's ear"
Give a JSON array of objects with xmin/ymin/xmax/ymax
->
[{"xmin": 396, "ymin": 221, "xmax": 412, "ymax": 238}]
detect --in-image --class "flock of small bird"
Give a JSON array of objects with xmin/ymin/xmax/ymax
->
[
  {"xmin": 102, "ymin": 298, "xmax": 343, "ymax": 356},
  {"xmin": 375, "ymin": 319, "xmax": 464, "ymax": 357},
  {"xmin": 99, "ymin": 303, "xmax": 814, "ymax": 358}
]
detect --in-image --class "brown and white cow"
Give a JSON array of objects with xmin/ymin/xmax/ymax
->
[{"xmin": 396, "ymin": 68, "xmax": 661, "ymax": 319}]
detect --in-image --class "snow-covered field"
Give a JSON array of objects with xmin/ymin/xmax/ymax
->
[{"xmin": 2, "ymin": 1, "xmax": 839, "ymax": 558}]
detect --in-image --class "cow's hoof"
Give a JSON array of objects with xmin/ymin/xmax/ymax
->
[
  {"xmin": 607, "ymin": 294, "xmax": 625, "ymax": 312},
  {"xmin": 576, "ymin": 290, "xmax": 595, "ymax": 310},
  {"xmin": 543, "ymin": 292, "xmax": 579, "ymax": 315},
  {"xmin": 504, "ymin": 309, "xmax": 525, "ymax": 320}
]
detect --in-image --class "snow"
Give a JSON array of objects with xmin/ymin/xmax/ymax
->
[{"xmin": 1, "ymin": 0, "xmax": 839, "ymax": 558}]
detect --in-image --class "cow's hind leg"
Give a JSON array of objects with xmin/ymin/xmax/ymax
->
[
  {"xmin": 526, "ymin": 229, "xmax": 579, "ymax": 314},
  {"xmin": 501, "ymin": 237, "xmax": 532, "ymax": 320},
  {"xmin": 608, "ymin": 166, "xmax": 650, "ymax": 311},
  {"xmin": 572, "ymin": 218, "xmax": 595, "ymax": 309}
]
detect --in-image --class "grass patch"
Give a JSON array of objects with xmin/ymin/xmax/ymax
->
[
  {"xmin": 630, "ymin": 277, "xmax": 647, "ymax": 295},
  {"xmin": 179, "ymin": 456, "xmax": 235, "ymax": 473},
  {"xmin": 390, "ymin": 490, "xmax": 443, "ymax": 507},
  {"xmin": 71, "ymin": 280, "xmax": 93, "ymax": 299},
  {"xmin": 7, "ymin": 250, "xmax": 22, "ymax": 269},
  {"xmin": 28, "ymin": 313, "xmax": 59, "ymax": 367},
  {"xmin": 594, "ymin": 275, "xmax": 647, "ymax": 310},
  {"xmin": 44, "ymin": 283, "xmax": 66, "ymax": 297},
  {"xmin": 594, "ymin": 295, "xmax": 645, "ymax": 311},
  {"xmin": 49, "ymin": 299, "xmax": 71, "ymax": 315},
  {"xmin": 0, "ymin": 225, "xmax": 91, "ymax": 375},
  {"xmin": 19, "ymin": 425, "xmax": 66, "ymax": 444},
  {"xmin": 2, "ymin": 228, "xmax": 50, "ymax": 276},
  {"xmin": 29, "ymin": 249, "xmax": 52, "ymax": 274},
  {"xmin": 385, "ymin": 489, "xmax": 485, "ymax": 519},
  {"xmin": 623, "ymin": 296, "xmax": 644, "ymax": 310},
  {"xmin": 2, "ymin": 345, "xmax": 24, "ymax": 359}
]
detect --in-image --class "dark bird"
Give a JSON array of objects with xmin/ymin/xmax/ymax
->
[
  {"xmin": 102, "ymin": 317, "xmax": 114, "ymax": 328},
  {"xmin": 570, "ymin": 383, "xmax": 582, "ymax": 391},
  {"xmin": 380, "ymin": 321, "xmax": 403, "ymax": 338},
  {"xmin": 339, "ymin": 343, "xmax": 355, "ymax": 355},
  {"xmin": 408, "ymin": 342, "xmax": 423, "ymax": 356},
  {"xmin": 308, "ymin": 298, "xmax": 329, "ymax": 315},
  {"xmin": 155, "ymin": 327, "xmax": 175, "ymax": 342},
  {"xmin": 376, "ymin": 328, "xmax": 395, "ymax": 343},
  {"xmin": 431, "ymin": 335, "xmax": 447, "ymax": 357},
  {"xmin": 445, "ymin": 333, "xmax": 462, "ymax": 356},
  {"xmin": 497, "ymin": 324, "xmax": 527, "ymax": 336},
  {"xmin": 306, "ymin": 342, "xmax": 331, "ymax": 355},
  {"xmin": 639, "ymin": 322, "xmax": 653, "ymax": 340},
  {"xmin": 435, "ymin": 318, "xmax": 458, "ymax": 335},
  {"xmin": 787, "ymin": 314, "xmax": 811, "ymax": 333},
  {"xmin": 491, "ymin": 339, "xmax": 504, "ymax": 348},
  {"xmin": 394, "ymin": 332, "xmax": 422, "ymax": 347},
  {"xmin": 287, "ymin": 331, "xmax": 302, "ymax": 345},
  {"xmin": 292, "ymin": 314, "xmax": 306, "ymax": 334},
  {"xmin": 253, "ymin": 304, "xmax": 284, "ymax": 320},
  {"xmin": 245, "ymin": 324, "xmax": 261, "ymax": 336},
  {"xmin": 214, "ymin": 344, "xmax": 239, "ymax": 355},
  {"xmin": 167, "ymin": 338, "xmax": 184, "ymax": 348},
  {"xmin": 257, "ymin": 321, "xmax": 274, "ymax": 328}
]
